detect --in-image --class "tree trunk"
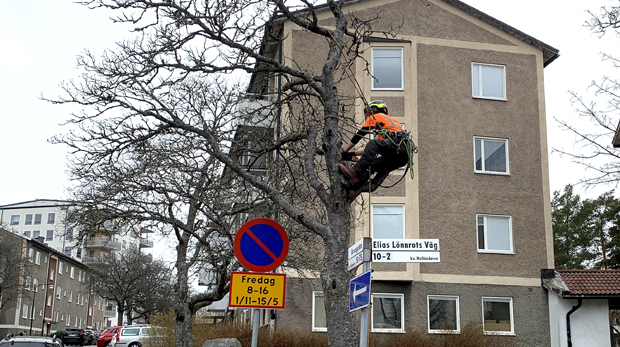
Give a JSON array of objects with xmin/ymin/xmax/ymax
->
[
  {"xmin": 173, "ymin": 239, "xmax": 193, "ymax": 347},
  {"xmin": 116, "ymin": 306, "xmax": 124, "ymax": 326},
  {"xmin": 322, "ymin": 211, "xmax": 358, "ymax": 347}
]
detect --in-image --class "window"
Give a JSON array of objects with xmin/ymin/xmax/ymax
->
[
  {"xmin": 28, "ymin": 249, "xmax": 34, "ymax": 262},
  {"xmin": 22, "ymin": 304, "xmax": 29, "ymax": 319},
  {"xmin": 63, "ymin": 247, "xmax": 71, "ymax": 257},
  {"xmin": 474, "ymin": 137, "xmax": 509, "ymax": 174},
  {"xmin": 33, "ymin": 230, "xmax": 40, "ymax": 239},
  {"xmin": 26, "ymin": 276, "xmax": 32, "ymax": 290},
  {"xmin": 54, "ymin": 312, "xmax": 59, "ymax": 322},
  {"xmin": 372, "ymin": 205, "xmax": 405, "ymax": 239},
  {"xmin": 472, "ymin": 63, "xmax": 506, "ymax": 100},
  {"xmin": 25, "ymin": 214, "xmax": 33, "ymax": 225},
  {"xmin": 482, "ymin": 297, "xmax": 514, "ymax": 335},
  {"xmin": 371, "ymin": 47, "xmax": 404, "ymax": 90},
  {"xmin": 35, "ymin": 251, "xmax": 41, "ymax": 265},
  {"xmin": 58, "ymin": 261, "xmax": 63, "ymax": 274},
  {"xmin": 312, "ymin": 291, "xmax": 327, "ymax": 332},
  {"xmin": 428, "ymin": 295, "xmax": 460, "ymax": 333},
  {"xmin": 66, "ymin": 314, "xmax": 70, "ymax": 326},
  {"xmin": 70, "ymin": 267, "xmax": 75, "ymax": 279},
  {"xmin": 23, "ymin": 231, "xmax": 31, "ymax": 237},
  {"xmin": 47, "ymin": 213, "xmax": 55, "ymax": 224},
  {"xmin": 65, "ymin": 229, "xmax": 73, "ymax": 241},
  {"xmin": 371, "ymin": 293, "xmax": 404, "ymax": 333},
  {"xmin": 79, "ymin": 271, "xmax": 82, "ymax": 282},
  {"xmin": 477, "ymin": 215, "xmax": 513, "ymax": 253},
  {"xmin": 10, "ymin": 215, "xmax": 20, "ymax": 225},
  {"xmin": 56, "ymin": 286, "xmax": 62, "ymax": 299},
  {"xmin": 33, "ymin": 278, "xmax": 38, "ymax": 291},
  {"xmin": 68, "ymin": 291, "xmax": 73, "ymax": 302},
  {"xmin": 46, "ymin": 230, "xmax": 54, "ymax": 241},
  {"xmin": 34, "ymin": 214, "xmax": 42, "ymax": 225},
  {"xmin": 121, "ymin": 328, "xmax": 140, "ymax": 336},
  {"xmin": 50, "ymin": 269, "xmax": 55, "ymax": 281},
  {"xmin": 240, "ymin": 141, "xmax": 268, "ymax": 172}
]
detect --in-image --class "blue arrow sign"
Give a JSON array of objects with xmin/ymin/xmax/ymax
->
[{"xmin": 349, "ymin": 270, "xmax": 371, "ymax": 312}]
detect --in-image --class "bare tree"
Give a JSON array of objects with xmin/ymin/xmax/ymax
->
[
  {"xmin": 49, "ymin": 1, "xmax": 398, "ymax": 346},
  {"xmin": 0, "ymin": 227, "xmax": 30, "ymax": 311},
  {"xmin": 92, "ymin": 249, "xmax": 174, "ymax": 325},
  {"xmin": 555, "ymin": 2, "xmax": 620, "ymax": 187}
]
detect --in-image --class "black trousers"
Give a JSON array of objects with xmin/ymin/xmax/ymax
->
[{"xmin": 352, "ymin": 137, "xmax": 409, "ymax": 189}]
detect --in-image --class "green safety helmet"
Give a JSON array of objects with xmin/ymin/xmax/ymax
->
[{"xmin": 366, "ymin": 100, "xmax": 388, "ymax": 115}]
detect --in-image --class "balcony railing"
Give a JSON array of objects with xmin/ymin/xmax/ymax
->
[
  {"xmin": 82, "ymin": 255, "xmax": 110, "ymax": 265},
  {"xmin": 84, "ymin": 238, "xmax": 121, "ymax": 251},
  {"xmin": 139, "ymin": 238, "xmax": 154, "ymax": 248}
]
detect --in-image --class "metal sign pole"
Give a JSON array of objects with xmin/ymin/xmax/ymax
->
[
  {"xmin": 359, "ymin": 237, "xmax": 372, "ymax": 347},
  {"xmin": 251, "ymin": 309, "xmax": 260, "ymax": 347}
]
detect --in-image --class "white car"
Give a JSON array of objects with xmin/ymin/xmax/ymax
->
[{"xmin": 111, "ymin": 325, "xmax": 159, "ymax": 347}]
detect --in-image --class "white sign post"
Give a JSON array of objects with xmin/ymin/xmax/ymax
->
[
  {"xmin": 348, "ymin": 238, "xmax": 365, "ymax": 271},
  {"xmin": 372, "ymin": 239, "xmax": 440, "ymax": 263}
]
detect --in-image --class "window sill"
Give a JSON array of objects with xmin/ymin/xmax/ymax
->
[
  {"xmin": 477, "ymin": 250, "xmax": 514, "ymax": 255},
  {"xmin": 312, "ymin": 328, "xmax": 327, "ymax": 332},
  {"xmin": 472, "ymin": 96, "xmax": 508, "ymax": 102},
  {"xmin": 428, "ymin": 330, "xmax": 460, "ymax": 334},
  {"xmin": 371, "ymin": 88, "xmax": 405, "ymax": 91},
  {"xmin": 371, "ymin": 329, "xmax": 405, "ymax": 333},
  {"xmin": 474, "ymin": 170, "xmax": 510, "ymax": 176},
  {"xmin": 483, "ymin": 331, "xmax": 515, "ymax": 336}
]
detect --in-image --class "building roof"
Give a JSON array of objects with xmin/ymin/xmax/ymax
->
[
  {"xmin": 0, "ymin": 199, "xmax": 74, "ymax": 209},
  {"xmin": 542, "ymin": 269, "xmax": 620, "ymax": 298},
  {"xmin": 275, "ymin": 0, "xmax": 559, "ymax": 66}
]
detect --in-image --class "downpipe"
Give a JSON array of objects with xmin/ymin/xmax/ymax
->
[{"xmin": 566, "ymin": 298, "xmax": 582, "ymax": 347}]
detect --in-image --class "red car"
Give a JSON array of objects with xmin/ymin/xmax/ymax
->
[{"xmin": 97, "ymin": 326, "xmax": 122, "ymax": 347}]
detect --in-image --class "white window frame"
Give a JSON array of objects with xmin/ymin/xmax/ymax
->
[
  {"xmin": 47, "ymin": 213, "xmax": 55, "ymax": 224},
  {"xmin": 28, "ymin": 249, "xmax": 34, "ymax": 262},
  {"xmin": 25, "ymin": 214, "xmax": 33, "ymax": 225},
  {"xmin": 482, "ymin": 297, "xmax": 514, "ymax": 335},
  {"xmin": 25, "ymin": 276, "xmax": 32, "ymax": 290},
  {"xmin": 68, "ymin": 291, "xmax": 73, "ymax": 303},
  {"xmin": 54, "ymin": 312, "xmax": 59, "ymax": 322},
  {"xmin": 70, "ymin": 267, "xmax": 75, "ymax": 279},
  {"xmin": 473, "ymin": 137, "xmax": 509, "ymax": 175},
  {"xmin": 471, "ymin": 62, "xmax": 506, "ymax": 100},
  {"xmin": 476, "ymin": 214, "xmax": 513, "ymax": 254},
  {"xmin": 56, "ymin": 286, "xmax": 62, "ymax": 300},
  {"xmin": 371, "ymin": 204, "xmax": 405, "ymax": 239},
  {"xmin": 427, "ymin": 295, "xmax": 460, "ymax": 334},
  {"xmin": 46, "ymin": 230, "xmax": 54, "ymax": 241},
  {"xmin": 10, "ymin": 215, "xmax": 19, "ymax": 225},
  {"xmin": 35, "ymin": 251, "xmax": 41, "ymax": 265},
  {"xmin": 371, "ymin": 293, "xmax": 405, "ymax": 333},
  {"xmin": 34, "ymin": 214, "xmax": 42, "ymax": 225},
  {"xmin": 312, "ymin": 291, "xmax": 327, "ymax": 332},
  {"xmin": 33, "ymin": 278, "xmax": 38, "ymax": 292},
  {"xmin": 371, "ymin": 47, "xmax": 404, "ymax": 91},
  {"xmin": 22, "ymin": 304, "xmax": 29, "ymax": 319},
  {"xmin": 66, "ymin": 314, "xmax": 70, "ymax": 326},
  {"xmin": 58, "ymin": 262, "xmax": 63, "ymax": 275}
]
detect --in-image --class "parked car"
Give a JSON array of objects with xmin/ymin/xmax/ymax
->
[
  {"xmin": 83, "ymin": 330, "xmax": 96, "ymax": 345},
  {"xmin": 1, "ymin": 334, "xmax": 63, "ymax": 347},
  {"xmin": 111, "ymin": 325, "xmax": 159, "ymax": 347},
  {"xmin": 96, "ymin": 326, "xmax": 121, "ymax": 347},
  {"xmin": 62, "ymin": 328, "xmax": 86, "ymax": 346}
]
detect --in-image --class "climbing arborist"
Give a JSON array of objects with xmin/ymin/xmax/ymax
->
[{"xmin": 339, "ymin": 100, "xmax": 411, "ymax": 197}]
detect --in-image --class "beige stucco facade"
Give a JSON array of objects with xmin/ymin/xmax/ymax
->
[{"xmin": 268, "ymin": 0, "xmax": 557, "ymax": 344}]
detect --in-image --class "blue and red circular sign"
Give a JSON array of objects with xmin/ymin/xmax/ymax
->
[{"xmin": 234, "ymin": 218, "xmax": 289, "ymax": 272}]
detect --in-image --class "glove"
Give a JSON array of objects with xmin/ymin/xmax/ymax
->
[{"xmin": 341, "ymin": 151, "xmax": 355, "ymax": 161}]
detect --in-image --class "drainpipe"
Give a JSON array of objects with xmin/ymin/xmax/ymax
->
[{"xmin": 566, "ymin": 298, "xmax": 582, "ymax": 347}]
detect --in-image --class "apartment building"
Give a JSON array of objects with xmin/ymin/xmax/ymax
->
[
  {"xmin": 233, "ymin": 0, "xmax": 559, "ymax": 345},
  {"xmin": 0, "ymin": 199, "xmax": 154, "ymax": 327},
  {"xmin": 0, "ymin": 228, "xmax": 106, "ymax": 336}
]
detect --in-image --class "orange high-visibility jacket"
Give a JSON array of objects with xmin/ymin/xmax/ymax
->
[{"xmin": 350, "ymin": 112, "xmax": 404, "ymax": 144}]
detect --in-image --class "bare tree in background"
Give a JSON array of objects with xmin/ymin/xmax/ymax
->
[
  {"xmin": 49, "ymin": 1, "xmax": 397, "ymax": 346},
  {"xmin": 555, "ymin": 2, "xmax": 620, "ymax": 186},
  {"xmin": 0, "ymin": 226, "xmax": 31, "ymax": 311}
]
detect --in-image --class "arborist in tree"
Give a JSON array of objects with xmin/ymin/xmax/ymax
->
[{"xmin": 339, "ymin": 100, "xmax": 415, "ymax": 198}]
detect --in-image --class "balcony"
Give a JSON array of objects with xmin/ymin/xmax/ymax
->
[
  {"xmin": 139, "ymin": 238, "xmax": 154, "ymax": 248},
  {"xmin": 104, "ymin": 309, "xmax": 116, "ymax": 318},
  {"xmin": 84, "ymin": 237, "xmax": 121, "ymax": 251},
  {"xmin": 82, "ymin": 255, "xmax": 110, "ymax": 265}
]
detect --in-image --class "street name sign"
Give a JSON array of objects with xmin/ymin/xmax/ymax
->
[
  {"xmin": 234, "ymin": 218, "xmax": 289, "ymax": 272},
  {"xmin": 349, "ymin": 270, "xmax": 371, "ymax": 312},
  {"xmin": 348, "ymin": 238, "xmax": 364, "ymax": 271},
  {"xmin": 372, "ymin": 239, "xmax": 440, "ymax": 263},
  {"xmin": 228, "ymin": 272, "xmax": 286, "ymax": 309}
]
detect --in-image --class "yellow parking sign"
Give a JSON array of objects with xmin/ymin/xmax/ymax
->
[{"xmin": 228, "ymin": 272, "xmax": 286, "ymax": 309}]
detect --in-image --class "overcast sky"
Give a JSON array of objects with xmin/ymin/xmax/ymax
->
[{"xmin": 0, "ymin": 0, "xmax": 618, "ymax": 207}]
